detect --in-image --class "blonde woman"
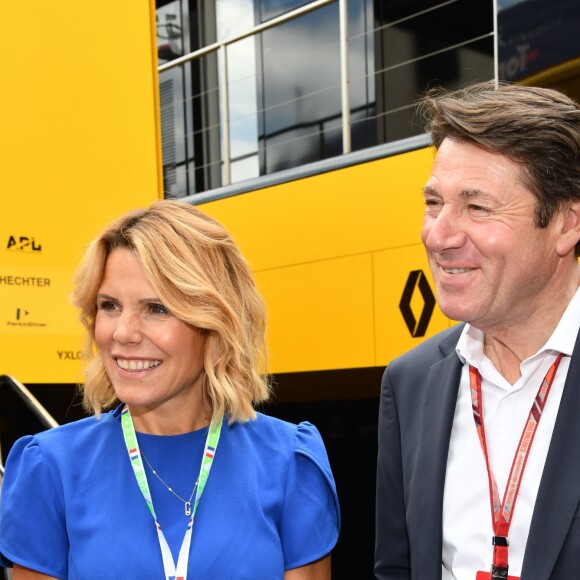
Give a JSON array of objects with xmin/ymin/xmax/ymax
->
[{"xmin": 0, "ymin": 201, "xmax": 339, "ymax": 579}]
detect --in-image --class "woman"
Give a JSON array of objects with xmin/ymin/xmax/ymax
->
[{"xmin": 0, "ymin": 201, "xmax": 340, "ymax": 579}]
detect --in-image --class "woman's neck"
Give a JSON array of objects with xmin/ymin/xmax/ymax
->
[{"xmin": 129, "ymin": 401, "xmax": 212, "ymax": 435}]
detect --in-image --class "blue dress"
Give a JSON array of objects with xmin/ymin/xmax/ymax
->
[{"xmin": 0, "ymin": 407, "xmax": 340, "ymax": 579}]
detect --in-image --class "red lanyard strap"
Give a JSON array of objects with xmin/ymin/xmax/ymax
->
[{"xmin": 469, "ymin": 353, "xmax": 563, "ymax": 576}]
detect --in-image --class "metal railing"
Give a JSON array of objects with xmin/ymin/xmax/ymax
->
[
  {"xmin": 0, "ymin": 374, "xmax": 59, "ymax": 467},
  {"xmin": 0, "ymin": 375, "xmax": 58, "ymax": 578},
  {"xmin": 0, "ymin": 374, "xmax": 59, "ymax": 475},
  {"xmin": 0, "ymin": 375, "xmax": 59, "ymax": 432},
  {"xmin": 159, "ymin": 0, "xmax": 350, "ymax": 186}
]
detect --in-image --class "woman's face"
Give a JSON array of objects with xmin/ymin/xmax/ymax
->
[{"xmin": 94, "ymin": 248, "xmax": 206, "ymax": 417}]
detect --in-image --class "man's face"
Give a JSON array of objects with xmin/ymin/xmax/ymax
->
[{"xmin": 421, "ymin": 138, "xmax": 563, "ymax": 334}]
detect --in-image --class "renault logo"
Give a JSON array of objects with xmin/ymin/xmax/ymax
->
[{"xmin": 399, "ymin": 270, "xmax": 435, "ymax": 337}]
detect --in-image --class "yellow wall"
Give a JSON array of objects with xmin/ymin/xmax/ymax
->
[
  {"xmin": 201, "ymin": 147, "xmax": 452, "ymax": 374},
  {"xmin": 0, "ymin": 1, "xmax": 162, "ymax": 383}
]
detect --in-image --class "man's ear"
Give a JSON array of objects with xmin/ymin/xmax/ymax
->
[{"xmin": 556, "ymin": 201, "xmax": 580, "ymax": 257}]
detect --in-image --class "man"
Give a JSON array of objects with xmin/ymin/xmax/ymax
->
[{"xmin": 375, "ymin": 81, "xmax": 580, "ymax": 580}]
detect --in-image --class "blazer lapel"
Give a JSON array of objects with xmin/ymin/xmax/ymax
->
[
  {"xmin": 414, "ymin": 327, "xmax": 463, "ymax": 577},
  {"xmin": 521, "ymin": 331, "xmax": 580, "ymax": 579}
]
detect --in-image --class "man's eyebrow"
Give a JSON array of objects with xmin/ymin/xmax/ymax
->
[
  {"xmin": 421, "ymin": 186, "xmax": 496, "ymax": 202},
  {"xmin": 422, "ymin": 185, "xmax": 439, "ymax": 197},
  {"xmin": 461, "ymin": 188, "xmax": 496, "ymax": 203}
]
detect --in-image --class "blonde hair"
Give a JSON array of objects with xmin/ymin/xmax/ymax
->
[{"xmin": 71, "ymin": 200, "xmax": 270, "ymax": 422}]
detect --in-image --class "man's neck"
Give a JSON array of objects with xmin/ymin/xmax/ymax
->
[{"xmin": 482, "ymin": 276, "xmax": 580, "ymax": 385}]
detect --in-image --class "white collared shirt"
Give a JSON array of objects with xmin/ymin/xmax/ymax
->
[{"xmin": 441, "ymin": 287, "xmax": 580, "ymax": 580}]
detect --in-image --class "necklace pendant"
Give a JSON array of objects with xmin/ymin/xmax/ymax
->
[{"xmin": 185, "ymin": 501, "xmax": 192, "ymax": 516}]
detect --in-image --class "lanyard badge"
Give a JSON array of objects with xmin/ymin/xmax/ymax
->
[
  {"xmin": 475, "ymin": 572, "xmax": 519, "ymax": 580},
  {"xmin": 121, "ymin": 405, "xmax": 222, "ymax": 580}
]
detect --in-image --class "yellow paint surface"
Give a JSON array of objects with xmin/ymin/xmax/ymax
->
[
  {"xmin": 202, "ymin": 146, "xmax": 452, "ymax": 374},
  {"xmin": 0, "ymin": 1, "xmax": 162, "ymax": 382}
]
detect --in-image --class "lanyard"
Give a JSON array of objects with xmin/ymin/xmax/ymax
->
[
  {"xmin": 469, "ymin": 353, "xmax": 563, "ymax": 578},
  {"xmin": 121, "ymin": 404, "xmax": 222, "ymax": 580}
]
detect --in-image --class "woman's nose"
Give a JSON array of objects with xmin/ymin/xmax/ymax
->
[{"xmin": 112, "ymin": 312, "xmax": 143, "ymax": 344}]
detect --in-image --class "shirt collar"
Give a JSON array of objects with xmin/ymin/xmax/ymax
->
[{"xmin": 457, "ymin": 285, "xmax": 580, "ymax": 367}]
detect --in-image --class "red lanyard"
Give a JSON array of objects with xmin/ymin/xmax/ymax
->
[{"xmin": 468, "ymin": 353, "xmax": 563, "ymax": 578}]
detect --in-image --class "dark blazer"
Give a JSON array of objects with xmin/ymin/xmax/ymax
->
[{"xmin": 375, "ymin": 324, "xmax": 580, "ymax": 580}]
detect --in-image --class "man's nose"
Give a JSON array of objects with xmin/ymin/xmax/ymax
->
[{"xmin": 422, "ymin": 206, "xmax": 466, "ymax": 252}]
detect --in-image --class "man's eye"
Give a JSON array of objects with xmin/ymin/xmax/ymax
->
[
  {"xmin": 424, "ymin": 199, "xmax": 443, "ymax": 214},
  {"xmin": 469, "ymin": 204, "xmax": 491, "ymax": 214}
]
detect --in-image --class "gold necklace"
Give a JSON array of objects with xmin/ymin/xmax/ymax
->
[{"xmin": 141, "ymin": 451, "xmax": 199, "ymax": 517}]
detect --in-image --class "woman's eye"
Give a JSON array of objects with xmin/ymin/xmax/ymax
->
[
  {"xmin": 97, "ymin": 300, "xmax": 118, "ymax": 311},
  {"xmin": 149, "ymin": 303, "xmax": 170, "ymax": 315}
]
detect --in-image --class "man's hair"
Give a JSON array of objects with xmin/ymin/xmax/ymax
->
[
  {"xmin": 421, "ymin": 81, "xmax": 580, "ymax": 255},
  {"xmin": 71, "ymin": 200, "xmax": 270, "ymax": 422}
]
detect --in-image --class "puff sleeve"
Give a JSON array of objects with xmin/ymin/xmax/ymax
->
[
  {"xmin": 280, "ymin": 422, "xmax": 340, "ymax": 570},
  {"xmin": 0, "ymin": 435, "xmax": 68, "ymax": 578}
]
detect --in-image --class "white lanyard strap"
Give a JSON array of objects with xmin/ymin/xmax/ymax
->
[{"xmin": 121, "ymin": 405, "xmax": 222, "ymax": 579}]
